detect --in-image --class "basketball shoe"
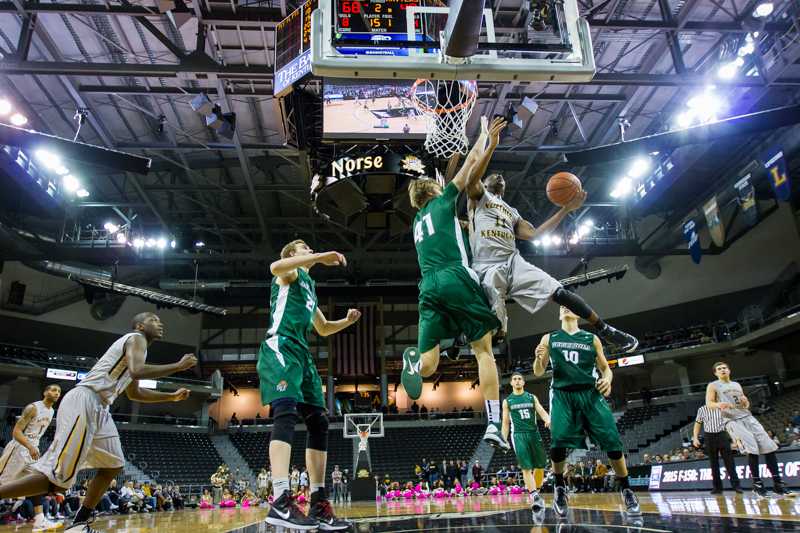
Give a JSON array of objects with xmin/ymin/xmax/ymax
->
[
  {"xmin": 529, "ymin": 490, "xmax": 545, "ymax": 513},
  {"xmin": 482, "ymin": 424, "xmax": 510, "ymax": 451},
  {"xmin": 553, "ymin": 485, "xmax": 569, "ymax": 518},
  {"xmin": 265, "ymin": 492, "xmax": 318, "ymax": 530},
  {"xmin": 32, "ymin": 514, "xmax": 63, "ymax": 532},
  {"xmin": 597, "ymin": 324, "xmax": 638, "ymax": 354},
  {"xmin": 308, "ymin": 499, "xmax": 351, "ymax": 531},
  {"xmin": 401, "ymin": 347, "xmax": 423, "ymax": 400},
  {"xmin": 752, "ymin": 480, "xmax": 769, "ymax": 498},
  {"xmin": 621, "ymin": 488, "xmax": 641, "ymax": 516},
  {"xmin": 773, "ymin": 480, "xmax": 795, "ymax": 497}
]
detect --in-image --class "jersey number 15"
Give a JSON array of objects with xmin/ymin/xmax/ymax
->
[{"xmin": 414, "ymin": 214, "xmax": 436, "ymax": 244}]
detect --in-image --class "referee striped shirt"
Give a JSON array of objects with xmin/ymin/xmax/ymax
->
[{"xmin": 696, "ymin": 405, "xmax": 726, "ymax": 433}]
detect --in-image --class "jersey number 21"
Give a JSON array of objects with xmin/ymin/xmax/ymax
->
[{"xmin": 414, "ymin": 214, "xmax": 435, "ymax": 243}]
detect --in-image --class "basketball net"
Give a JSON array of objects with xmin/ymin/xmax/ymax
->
[
  {"xmin": 410, "ymin": 79, "xmax": 478, "ymax": 159},
  {"xmin": 357, "ymin": 425, "xmax": 371, "ymax": 452}
]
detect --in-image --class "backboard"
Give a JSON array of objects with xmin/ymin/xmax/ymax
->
[{"xmin": 310, "ymin": 0, "xmax": 595, "ymax": 82}]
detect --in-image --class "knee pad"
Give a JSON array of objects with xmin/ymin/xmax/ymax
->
[
  {"xmin": 550, "ymin": 447, "xmax": 568, "ymax": 464},
  {"xmin": 300, "ymin": 404, "xmax": 329, "ymax": 452},
  {"xmin": 607, "ymin": 451, "xmax": 623, "ymax": 461},
  {"xmin": 270, "ymin": 399, "xmax": 299, "ymax": 445}
]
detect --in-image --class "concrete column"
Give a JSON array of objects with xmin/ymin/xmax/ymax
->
[
  {"xmin": 327, "ymin": 374, "xmax": 335, "ymax": 414},
  {"xmin": 199, "ymin": 402, "xmax": 210, "ymax": 427},
  {"xmin": 130, "ymin": 401, "xmax": 140, "ymax": 424},
  {"xmin": 664, "ymin": 360, "xmax": 690, "ymax": 394}
]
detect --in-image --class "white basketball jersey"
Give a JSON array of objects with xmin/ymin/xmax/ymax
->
[
  {"xmin": 469, "ymin": 190, "xmax": 521, "ymax": 264},
  {"xmin": 78, "ymin": 332, "xmax": 145, "ymax": 406},
  {"xmin": 23, "ymin": 401, "xmax": 54, "ymax": 448}
]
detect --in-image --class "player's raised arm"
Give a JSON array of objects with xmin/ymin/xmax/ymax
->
[
  {"xmin": 515, "ymin": 190, "xmax": 587, "ymax": 241},
  {"xmin": 126, "ymin": 334, "xmax": 197, "ymax": 380},
  {"xmin": 593, "ymin": 335, "xmax": 613, "ymax": 397},
  {"xmin": 126, "ymin": 382, "xmax": 191, "ymax": 403},
  {"xmin": 501, "ymin": 399, "xmax": 511, "ymax": 442},
  {"xmin": 12, "ymin": 404, "xmax": 40, "ymax": 460},
  {"xmin": 533, "ymin": 334, "xmax": 550, "ymax": 376},
  {"xmin": 270, "ymin": 251, "xmax": 346, "ymax": 282},
  {"xmin": 466, "ymin": 117, "xmax": 506, "ymax": 201},
  {"xmin": 313, "ymin": 308, "xmax": 361, "ymax": 337},
  {"xmin": 534, "ymin": 396, "xmax": 551, "ymax": 428},
  {"xmin": 451, "ymin": 116, "xmax": 491, "ymax": 191}
]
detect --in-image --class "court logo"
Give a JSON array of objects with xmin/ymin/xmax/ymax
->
[
  {"xmin": 401, "ymin": 155, "xmax": 425, "ymax": 175},
  {"xmin": 277, "ymin": 380, "xmax": 288, "ymax": 392}
]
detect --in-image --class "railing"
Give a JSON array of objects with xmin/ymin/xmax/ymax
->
[
  {"xmin": 225, "ymin": 409, "xmax": 483, "ymax": 428},
  {"xmin": 625, "ymin": 375, "xmax": 771, "ymax": 403}
]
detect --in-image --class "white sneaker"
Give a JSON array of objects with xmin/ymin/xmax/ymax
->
[
  {"xmin": 32, "ymin": 517, "xmax": 64, "ymax": 531},
  {"xmin": 482, "ymin": 424, "xmax": 510, "ymax": 451}
]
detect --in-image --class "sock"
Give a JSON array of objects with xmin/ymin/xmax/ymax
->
[
  {"xmin": 617, "ymin": 476, "xmax": 630, "ymax": 490},
  {"xmin": 554, "ymin": 474, "xmax": 565, "ymax": 488},
  {"xmin": 748, "ymin": 454, "xmax": 761, "ymax": 483},
  {"xmin": 485, "ymin": 400, "xmax": 501, "ymax": 425},
  {"xmin": 74, "ymin": 506, "xmax": 94, "ymax": 524},
  {"xmin": 310, "ymin": 484, "xmax": 326, "ymax": 504},
  {"xmin": 33, "ymin": 513, "xmax": 44, "ymax": 525},
  {"xmin": 273, "ymin": 478, "xmax": 290, "ymax": 499},
  {"xmin": 765, "ymin": 452, "xmax": 782, "ymax": 483}
]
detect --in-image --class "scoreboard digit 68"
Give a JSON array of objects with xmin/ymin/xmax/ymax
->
[{"xmin": 335, "ymin": 0, "xmax": 423, "ymax": 34}]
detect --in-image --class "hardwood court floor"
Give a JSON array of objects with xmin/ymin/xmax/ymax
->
[{"xmin": 2, "ymin": 492, "xmax": 799, "ymax": 532}]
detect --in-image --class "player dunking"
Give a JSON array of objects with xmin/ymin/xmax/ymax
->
[
  {"xmin": 262, "ymin": 240, "xmax": 359, "ymax": 530},
  {"xmin": 501, "ymin": 371, "xmax": 549, "ymax": 515},
  {"xmin": 0, "ymin": 384, "xmax": 61, "ymax": 531},
  {"xmin": 707, "ymin": 361, "xmax": 792, "ymax": 497},
  {"xmin": 534, "ymin": 306, "xmax": 640, "ymax": 519},
  {"xmin": 466, "ymin": 153, "xmax": 638, "ymax": 352},
  {"xmin": 0, "ymin": 312, "xmax": 197, "ymax": 533},
  {"xmin": 401, "ymin": 117, "xmax": 510, "ymax": 450}
]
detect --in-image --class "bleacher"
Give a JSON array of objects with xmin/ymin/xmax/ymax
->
[
  {"xmin": 118, "ymin": 430, "xmax": 222, "ymax": 485},
  {"xmin": 753, "ymin": 386, "xmax": 800, "ymax": 437},
  {"xmin": 617, "ymin": 401, "xmax": 700, "ymax": 453}
]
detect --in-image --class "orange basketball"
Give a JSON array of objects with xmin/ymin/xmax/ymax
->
[{"xmin": 546, "ymin": 172, "xmax": 582, "ymax": 207}]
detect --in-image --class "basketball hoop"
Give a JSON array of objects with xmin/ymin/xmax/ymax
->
[
  {"xmin": 410, "ymin": 79, "xmax": 478, "ymax": 159},
  {"xmin": 357, "ymin": 425, "xmax": 371, "ymax": 452}
]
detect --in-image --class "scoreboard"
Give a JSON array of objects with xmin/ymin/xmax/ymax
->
[
  {"xmin": 274, "ymin": 0, "xmax": 318, "ymax": 95},
  {"xmin": 334, "ymin": 0, "xmax": 422, "ymax": 34}
]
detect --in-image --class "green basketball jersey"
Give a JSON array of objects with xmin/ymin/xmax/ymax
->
[
  {"xmin": 549, "ymin": 329, "xmax": 599, "ymax": 390},
  {"xmin": 507, "ymin": 391, "xmax": 538, "ymax": 433},
  {"xmin": 266, "ymin": 268, "xmax": 317, "ymax": 348},
  {"xmin": 413, "ymin": 182, "xmax": 471, "ymax": 275}
]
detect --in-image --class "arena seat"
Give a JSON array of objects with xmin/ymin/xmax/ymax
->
[{"xmin": 118, "ymin": 430, "xmax": 223, "ymax": 485}]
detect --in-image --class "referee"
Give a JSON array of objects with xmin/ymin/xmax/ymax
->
[{"xmin": 693, "ymin": 405, "xmax": 742, "ymax": 494}]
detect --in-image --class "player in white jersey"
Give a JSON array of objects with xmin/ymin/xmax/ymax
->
[
  {"xmin": 0, "ymin": 384, "xmax": 61, "ymax": 531},
  {"xmin": 466, "ymin": 155, "xmax": 639, "ymax": 352},
  {"xmin": 0, "ymin": 312, "xmax": 197, "ymax": 533}
]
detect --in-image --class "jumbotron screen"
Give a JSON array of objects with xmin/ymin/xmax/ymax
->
[{"xmin": 323, "ymin": 79, "xmax": 427, "ymax": 140}]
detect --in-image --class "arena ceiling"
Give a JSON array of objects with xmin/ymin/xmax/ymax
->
[{"xmin": 0, "ymin": 0, "xmax": 798, "ymax": 288}]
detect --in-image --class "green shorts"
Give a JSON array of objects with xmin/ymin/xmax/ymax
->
[
  {"xmin": 417, "ymin": 265, "xmax": 500, "ymax": 353},
  {"xmin": 511, "ymin": 431, "xmax": 547, "ymax": 470},
  {"xmin": 549, "ymin": 387, "xmax": 623, "ymax": 452},
  {"xmin": 257, "ymin": 335, "xmax": 325, "ymax": 408}
]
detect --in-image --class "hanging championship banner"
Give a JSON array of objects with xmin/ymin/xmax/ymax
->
[
  {"xmin": 683, "ymin": 219, "xmax": 702, "ymax": 264},
  {"xmin": 761, "ymin": 147, "xmax": 792, "ymax": 202},
  {"xmin": 734, "ymin": 174, "xmax": 758, "ymax": 227},
  {"xmin": 703, "ymin": 196, "xmax": 725, "ymax": 247}
]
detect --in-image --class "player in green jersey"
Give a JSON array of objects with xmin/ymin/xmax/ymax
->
[
  {"xmin": 534, "ymin": 306, "xmax": 640, "ymax": 519},
  {"xmin": 501, "ymin": 370, "xmax": 550, "ymax": 514},
  {"xmin": 261, "ymin": 239, "xmax": 359, "ymax": 531},
  {"xmin": 401, "ymin": 116, "xmax": 509, "ymax": 450}
]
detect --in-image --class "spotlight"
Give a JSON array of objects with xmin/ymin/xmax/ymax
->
[
  {"xmin": 628, "ymin": 157, "xmax": 651, "ymax": 178},
  {"xmin": 754, "ymin": 2, "xmax": 773, "ymax": 17},
  {"xmin": 190, "ymin": 93, "xmax": 214, "ymax": 115},
  {"xmin": 55, "ymin": 165, "xmax": 70, "ymax": 176},
  {"xmin": 156, "ymin": 238, "xmax": 168, "ymax": 249},
  {"xmin": 133, "ymin": 238, "xmax": 145, "ymax": 249},
  {"xmin": 541, "ymin": 235, "xmax": 552, "ymax": 247},
  {"xmin": 577, "ymin": 225, "xmax": 590, "ymax": 237},
  {"xmin": 676, "ymin": 111, "xmax": 694, "ymax": 129},
  {"xmin": 0, "ymin": 100, "xmax": 11, "ymax": 115},
  {"xmin": 610, "ymin": 177, "xmax": 633, "ymax": 199},
  {"xmin": 195, "ymin": 241, "xmax": 206, "ymax": 248},
  {"xmin": 63, "ymin": 175, "xmax": 80, "ymax": 192},
  {"xmin": 116, "ymin": 233, "xmax": 127, "ymax": 244},
  {"xmin": 170, "ymin": 240, "xmax": 176, "ymax": 249},
  {"xmin": 103, "ymin": 222, "xmax": 120, "ymax": 234},
  {"xmin": 146, "ymin": 238, "xmax": 156, "ymax": 248},
  {"xmin": 717, "ymin": 62, "xmax": 738, "ymax": 80},
  {"xmin": 10, "ymin": 113, "xmax": 27, "ymax": 126},
  {"xmin": 76, "ymin": 189, "xmax": 90, "ymax": 198},
  {"xmin": 582, "ymin": 218, "xmax": 594, "ymax": 228},
  {"xmin": 35, "ymin": 150, "xmax": 61, "ymax": 170},
  {"xmin": 206, "ymin": 111, "xmax": 237, "ymax": 140},
  {"xmin": 569, "ymin": 234, "xmax": 579, "ymax": 245},
  {"xmin": 532, "ymin": 239, "xmax": 541, "ymax": 246},
  {"xmin": 551, "ymin": 235, "xmax": 563, "ymax": 246},
  {"xmin": 738, "ymin": 41, "xmax": 755, "ymax": 56}
]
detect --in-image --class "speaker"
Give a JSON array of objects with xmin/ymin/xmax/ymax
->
[{"xmin": 7, "ymin": 281, "xmax": 25, "ymax": 306}]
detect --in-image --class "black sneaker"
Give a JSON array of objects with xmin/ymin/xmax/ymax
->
[
  {"xmin": 553, "ymin": 486, "xmax": 569, "ymax": 518},
  {"xmin": 752, "ymin": 480, "xmax": 769, "ymax": 499},
  {"xmin": 709, "ymin": 488, "xmax": 723, "ymax": 495},
  {"xmin": 773, "ymin": 480, "xmax": 795, "ymax": 497},
  {"xmin": 309, "ymin": 499, "xmax": 351, "ymax": 531},
  {"xmin": 598, "ymin": 324, "xmax": 639, "ymax": 354},
  {"xmin": 264, "ymin": 493, "xmax": 319, "ymax": 530},
  {"xmin": 530, "ymin": 490, "xmax": 545, "ymax": 513},
  {"xmin": 621, "ymin": 488, "xmax": 641, "ymax": 516},
  {"xmin": 732, "ymin": 485, "xmax": 743, "ymax": 494}
]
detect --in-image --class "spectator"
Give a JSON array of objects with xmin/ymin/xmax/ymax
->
[
  {"xmin": 768, "ymin": 430, "xmax": 782, "ymax": 447},
  {"xmin": 119, "ymin": 481, "xmax": 135, "ymax": 513},
  {"xmin": 170, "ymin": 485, "xmax": 184, "ymax": 511},
  {"xmin": 591, "ymin": 460, "xmax": 608, "ymax": 492},
  {"xmin": 428, "ymin": 461, "xmax": 439, "ymax": 485},
  {"xmin": 793, "ymin": 410, "xmax": 800, "ymax": 428},
  {"xmin": 642, "ymin": 454, "xmax": 652, "ymax": 465},
  {"xmin": 230, "ymin": 413, "xmax": 239, "ymax": 426},
  {"xmin": 255, "ymin": 413, "xmax": 263, "ymax": 424},
  {"xmin": 472, "ymin": 460, "xmax": 483, "ymax": 485},
  {"xmin": 447, "ymin": 460, "xmax": 458, "ymax": 489},
  {"xmin": 410, "ymin": 401, "xmax": 419, "ymax": 414},
  {"xmin": 420, "ymin": 405, "xmax": 429, "ymax": 419},
  {"xmin": 641, "ymin": 388, "xmax": 652, "ymax": 406},
  {"xmin": 342, "ymin": 469, "xmax": 351, "ymax": 502},
  {"xmin": 572, "ymin": 461, "xmax": 588, "ymax": 492},
  {"xmin": 299, "ymin": 467, "xmax": 310, "ymax": 498},
  {"xmin": 459, "ymin": 460, "xmax": 468, "ymax": 487},
  {"xmin": 290, "ymin": 466, "xmax": 300, "ymax": 494},
  {"xmin": 331, "ymin": 465, "xmax": 344, "ymax": 503}
]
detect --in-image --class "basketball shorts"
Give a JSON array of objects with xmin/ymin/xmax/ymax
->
[
  {"xmin": 473, "ymin": 252, "xmax": 562, "ymax": 332},
  {"xmin": 32, "ymin": 386, "xmax": 125, "ymax": 489},
  {"xmin": 257, "ymin": 335, "xmax": 325, "ymax": 408},
  {"xmin": 417, "ymin": 265, "xmax": 501, "ymax": 353},
  {"xmin": 0, "ymin": 441, "xmax": 35, "ymax": 484},
  {"xmin": 511, "ymin": 431, "xmax": 547, "ymax": 470},
  {"xmin": 549, "ymin": 387, "xmax": 623, "ymax": 452},
  {"xmin": 725, "ymin": 415, "xmax": 778, "ymax": 455}
]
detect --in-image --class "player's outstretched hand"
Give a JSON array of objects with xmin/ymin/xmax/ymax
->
[
  {"xmin": 595, "ymin": 376, "xmax": 612, "ymax": 397},
  {"xmin": 564, "ymin": 189, "xmax": 587, "ymax": 212},
  {"xmin": 177, "ymin": 354, "xmax": 198, "ymax": 371},
  {"xmin": 692, "ymin": 438, "xmax": 701, "ymax": 449},
  {"xmin": 534, "ymin": 343, "xmax": 547, "ymax": 361},
  {"xmin": 317, "ymin": 251, "xmax": 347, "ymax": 267},
  {"xmin": 172, "ymin": 388, "xmax": 191, "ymax": 402},
  {"xmin": 28, "ymin": 446, "xmax": 40, "ymax": 461},
  {"xmin": 487, "ymin": 117, "xmax": 506, "ymax": 147},
  {"xmin": 346, "ymin": 309, "xmax": 362, "ymax": 324}
]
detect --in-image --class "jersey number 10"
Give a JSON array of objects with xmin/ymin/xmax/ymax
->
[
  {"xmin": 564, "ymin": 350, "xmax": 580, "ymax": 364},
  {"xmin": 414, "ymin": 214, "xmax": 436, "ymax": 243}
]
